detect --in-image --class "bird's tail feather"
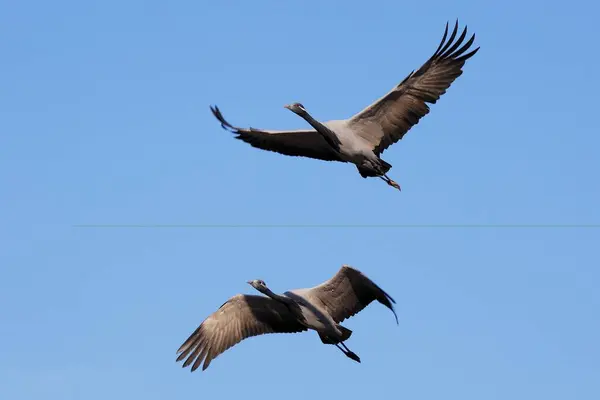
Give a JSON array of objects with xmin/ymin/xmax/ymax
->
[
  {"xmin": 379, "ymin": 159, "xmax": 392, "ymax": 174},
  {"xmin": 338, "ymin": 325, "xmax": 353, "ymax": 341},
  {"xmin": 318, "ymin": 325, "xmax": 353, "ymax": 344}
]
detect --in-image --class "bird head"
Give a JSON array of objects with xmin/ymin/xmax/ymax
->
[
  {"xmin": 284, "ymin": 102, "xmax": 307, "ymax": 115},
  {"xmin": 247, "ymin": 279, "xmax": 267, "ymax": 291}
]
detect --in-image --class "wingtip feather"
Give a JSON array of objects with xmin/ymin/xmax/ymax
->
[
  {"xmin": 456, "ymin": 46, "xmax": 480, "ymax": 62},
  {"xmin": 209, "ymin": 104, "xmax": 240, "ymax": 133},
  {"xmin": 433, "ymin": 21, "xmax": 450, "ymax": 57}
]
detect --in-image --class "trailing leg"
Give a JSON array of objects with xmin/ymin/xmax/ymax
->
[
  {"xmin": 319, "ymin": 330, "xmax": 361, "ymax": 363},
  {"xmin": 335, "ymin": 343, "xmax": 361, "ymax": 363},
  {"xmin": 358, "ymin": 158, "xmax": 401, "ymax": 191},
  {"xmin": 380, "ymin": 175, "xmax": 401, "ymax": 191}
]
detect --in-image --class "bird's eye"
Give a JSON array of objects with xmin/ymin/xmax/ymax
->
[{"xmin": 296, "ymin": 103, "xmax": 304, "ymax": 109}]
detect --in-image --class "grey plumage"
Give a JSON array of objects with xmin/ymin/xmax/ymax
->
[
  {"xmin": 176, "ymin": 265, "xmax": 397, "ymax": 371},
  {"xmin": 211, "ymin": 20, "xmax": 479, "ymax": 191}
]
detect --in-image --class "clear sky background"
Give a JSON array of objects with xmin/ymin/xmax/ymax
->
[{"xmin": 1, "ymin": 0, "xmax": 599, "ymax": 399}]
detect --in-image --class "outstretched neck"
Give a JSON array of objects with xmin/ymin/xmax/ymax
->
[
  {"xmin": 261, "ymin": 287, "xmax": 294, "ymax": 305},
  {"xmin": 259, "ymin": 286, "xmax": 306, "ymax": 323},
  {"xmin": 297, "ymin": 111, "xmax": 341, "ymax": 152}
]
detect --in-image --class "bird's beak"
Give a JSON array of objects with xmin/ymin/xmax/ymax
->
[
  {"xmin": 247, "ymin": 280, "xmax": 253, "ymax": 285},
  {"xmin": 283, "ymin": 104, "xmax": 290, "ymax": 110}
]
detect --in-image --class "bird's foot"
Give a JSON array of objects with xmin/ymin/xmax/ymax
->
[
  {"xmin": 345, "ymin": 351, "xmax": 361, "ymax": 363},
  {"xmin": 387, "ymin": 179, "xmax": 401, "ymax": 191}
]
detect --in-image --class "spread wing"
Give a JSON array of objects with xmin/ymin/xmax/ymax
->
[
  {"xmin": 211, "ymin": 106, "xmax": 342, "ymax": 162},
  {"xmin": 306, "ymin": 265, "xmax": 398, "ymax": 324},
  {"xmin": 176, "ymin": 294, "xmax": 307, "ymax": 371},
  {"xmin": 347, "ymin": 20, "xmax": 480, "ymax": 155}
]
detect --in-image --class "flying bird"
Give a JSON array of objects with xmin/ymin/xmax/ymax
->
[
  {"xmin": 211, "ymin": 20, "xmax": 479, "ymax": 191},
  {"xmin": 176, "ymin": 265, "xmax": 398, "ymax": 371}
]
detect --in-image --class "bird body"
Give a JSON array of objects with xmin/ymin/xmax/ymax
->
[
  {"xmin": 321, "ymin": 120, "xmax": 380, "ymax": 165},
  {"xmin": 176, "ymin": 265, "xmax": 397, "ymax": 371},
  {"xmin": 282, "ymin": 288, "xmax": 345, "ymax": 337},
  {"xmin": 210, "ymin": 20, "xmax": 479, "ymax": 191}
]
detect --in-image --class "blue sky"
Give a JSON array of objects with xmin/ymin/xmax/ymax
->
[{"xmin": 1, "ymin": 0, "xmax": 599, "ymax": 399}]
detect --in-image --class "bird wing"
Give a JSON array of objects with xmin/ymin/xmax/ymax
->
[
  {"xmin": 305, "ymin": 265, "xmax": 398, "ymax": 324},
  {"xmin": 176, "ymin": 294, "xmax": 307, "ymax": 371},
  {"xmin": 211, "ymin": 106, "xmax": 342, "ymax": 162},
  {"xmin": 346, "ymin": 20, "xmax": 479, "ymax": 156}
]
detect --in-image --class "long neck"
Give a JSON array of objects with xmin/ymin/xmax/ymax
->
[
  {"xmin": 261, "ymin": 287, "xmax": 306, "ymax": 322},
  {"xmin": 261, "ymin": 287, "xmax": 293, "ymax": 305},
  {"xmin": 298, "ymin": 111, "xmax": 341, "ymax": 152}
]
